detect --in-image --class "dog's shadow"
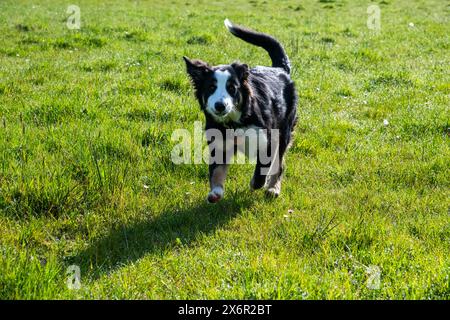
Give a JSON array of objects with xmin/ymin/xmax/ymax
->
[{"xmin": 71, "ymin": 196, "xmax": 253, "ymax": 281}]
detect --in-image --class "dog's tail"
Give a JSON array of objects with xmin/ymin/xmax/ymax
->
[{"xmin": 224, "ymin": 18, "xmax": 291, "ymax": 74}]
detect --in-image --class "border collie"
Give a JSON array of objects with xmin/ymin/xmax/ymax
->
[{"xmin": 183, "ymin": 19, "xmax": 297, "ymax": 203}]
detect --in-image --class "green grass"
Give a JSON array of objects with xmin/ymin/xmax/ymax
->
[{"xmin": 0, "ymin": 0, "xmax": 449, "ymax": 299}]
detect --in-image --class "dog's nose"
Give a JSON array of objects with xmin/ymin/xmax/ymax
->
[{"xmin": 214, "ymin": 102, "xmax": 225, "ymax": 113}]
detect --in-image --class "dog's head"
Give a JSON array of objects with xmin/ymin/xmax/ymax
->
[{"xmin": 183, "ymin": 56, "xmax": 249, "ymax": 123}]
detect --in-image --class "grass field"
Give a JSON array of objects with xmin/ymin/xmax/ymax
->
[{"xmin": 0, "ymin": 0, "xmax": 449, "ymax": 299}]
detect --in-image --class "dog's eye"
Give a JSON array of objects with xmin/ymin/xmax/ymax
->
[
  {"xmin": 227, "ymin": 85, "xmax": 236, "ymax": 95},
  {"xmin": 209, "ymin": 84, "xmax": 217, "ymax": 91}
]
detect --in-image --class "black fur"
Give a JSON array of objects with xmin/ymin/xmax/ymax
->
[
  {"xmin": 184, "ymin": 20, "xmax": 298, "ymax": 200},
  {"xmin": 226, "ymin": 21, "xmax": 291, "ymax": 74}
]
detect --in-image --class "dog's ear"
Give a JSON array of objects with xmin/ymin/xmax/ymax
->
[
  {"xmin": 183, "ymin": 56, "xmax": 211, "ymax": 85},
  {"xmin": 231, "ymin": 62, "xmax": 249, "ymax": 82}
]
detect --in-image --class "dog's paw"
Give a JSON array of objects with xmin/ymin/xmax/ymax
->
[
  {"xmin": 207, "ymin": 187, "xmax": 224, "ymax": 203},
  {"xmin": 265, "ymin": 187, "xmax": 280, "ymax": 198},
  {"xmin": 250, "ymin": 176, "xmax": 265, "ymax": 191}
]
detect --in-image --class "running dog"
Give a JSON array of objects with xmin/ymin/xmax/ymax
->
[{"xmin": 183, "ymin": 19, "xmax": 297, "ymax": 203}]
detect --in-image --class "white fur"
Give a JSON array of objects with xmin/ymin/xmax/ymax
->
[
  {"xmin": 224, "ymin": 18, "xmax": 233, "ymax": 30},
  {"xmin": 207, "ymin": 186, "xmax": 224, "ymax": 202},
  {"xmin": 210, "ymin": 125, "xmax": 268, "ymax": 164},
  {"xmin": 234, "ymin": 125, "xmax": 268, "ymax": 161},
  {"xmin": 206, "ymin": 70, "xmax": 241, "ymax": 123},
  {"xmin": 211, "ymin": 186, "xmax": 224, "ymax": 197},
  {"xmin": 227, "ymin": 108, "xmax": 241, "ymax": 122}
]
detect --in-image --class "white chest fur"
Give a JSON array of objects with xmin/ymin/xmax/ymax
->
[
  {"xmin": 233, "ymin": 125, "xmax": 268, "ymax": 162},
  {"xmin": 208, "ymin": 125, "xmax": 268, "ymax": 164}
]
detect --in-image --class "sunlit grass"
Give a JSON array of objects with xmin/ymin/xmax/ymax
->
[{"xmin": 0, "ymin": 0, "xmax": 448, "ymax": 299}]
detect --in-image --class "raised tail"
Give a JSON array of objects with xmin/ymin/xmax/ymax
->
[{"xmin": 224, "ymin": 18, "xmax": 291, "ymax": 74}]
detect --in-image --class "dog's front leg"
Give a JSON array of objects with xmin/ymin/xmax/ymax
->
[
  {"xmin": 207, "ymin": 163, "xmax": 228, "ymax": 203},
  {"xmin": 206, "ymin": 131, "xmax": 233, "ymax": 203}
]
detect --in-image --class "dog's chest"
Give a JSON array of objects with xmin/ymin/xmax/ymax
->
[
  {"xmin": 232, "ymin": 125, "xmax": 268, "ymax": 158},
  {"xmin": 211, "ymin": 125, "xmax": 268, "ymax": 161}
]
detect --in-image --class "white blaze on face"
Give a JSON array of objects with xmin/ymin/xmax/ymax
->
[{"xmin": 206, "ymin": 70, "xmax": 234, "ymax": 120}]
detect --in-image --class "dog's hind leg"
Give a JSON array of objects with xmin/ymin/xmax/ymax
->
[
  {"xmin": 266, "ymin": 165, "xmax": 283, "ymax": 198},
  {"xmin": 265, "ymin": 157, "xmax": 283, "ymax": 198},
  {"xmin": 265, "ymin": 129, "xmax": 291, "ymax": 198}
]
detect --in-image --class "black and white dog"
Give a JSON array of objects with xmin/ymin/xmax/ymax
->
[{"xmin": 183, "ymin": 19, "xmax": 297, "ymax": 203}]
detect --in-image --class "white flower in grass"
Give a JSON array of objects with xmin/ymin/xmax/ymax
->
[
  {"xmin": 383, "ymin": 119, "xmax": 389, "ymax": 126},
  {"xmin": 408, "ymin": 22, "xmax": 415, "ymax": 28},
  {"xmin": 284, "ymin": 209, "xmax": 294, "ymax": 219}
]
